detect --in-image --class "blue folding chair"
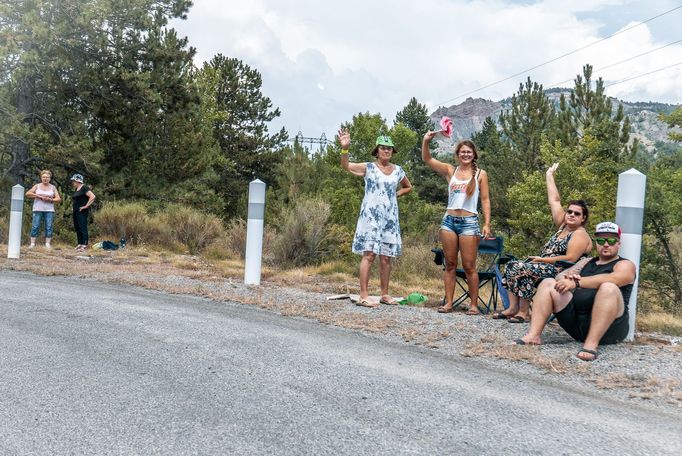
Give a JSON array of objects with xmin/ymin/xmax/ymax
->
[{"xmin": 432, "ymin": 236, "xmax": 505, "ymax": 314}]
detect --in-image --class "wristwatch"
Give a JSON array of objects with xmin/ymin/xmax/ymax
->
[{"xmin": 573, "ymin": 278, "xmax": 580, "ymax": 289}]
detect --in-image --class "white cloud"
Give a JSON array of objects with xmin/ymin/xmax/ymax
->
[{"xmin": 172, "ymin": 0, "xmax": 682, "ymax": 139}]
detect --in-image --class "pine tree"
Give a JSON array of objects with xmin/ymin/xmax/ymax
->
[
  {"xmin": 196, "ymin": 54, "xmax": 288, "ymax": 218},
  {"xmin": 499, "ymin": 77, "xmax": 555, "ymax": 170},
  {"xmin": 0, "ymin": 0, "xmax": 212, "ymax": 201},
  {"xmin": 554, "ymin": 64, "xmax": 633, "ymax": 158},
  {"xmin": 394, "ymin": 97, "xmax": 442, "ymax": 204},
  {"xmin": 473, "ymin": 117, "xmax": 519, "ymax": 236},
  {"xmin": 660, "ymin": 107, "xmax": 682, "ymax": 142}
]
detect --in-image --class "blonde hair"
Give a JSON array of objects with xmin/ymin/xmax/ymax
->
[{"xmin": 40, "ymin": 170, "xmax": 52, "ymax": 178}]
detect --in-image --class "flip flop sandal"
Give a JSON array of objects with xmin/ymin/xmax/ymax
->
[
  {"xmin": 513, "ymin": 338, "xmax": 540, "ymax": 346},
  {"xmin": 379, "ymin": 297, "xmax": 399, "ymax": 305},
  {"xmin": 507, "ymin": 315, "xmax": 529, "ymax": 323},
  {"xmin": 492, "ymin": 312, "xmax": 510, "ymax": 320},
  {"xmin": 356, "ymin": 299, "xmax": 378, "ymax": 308},
  {"xmin": 577, "ymin": 348, "xmax": 598, "ymax": 361},
  {"xmin": 465, "ymin": 307, "xmax": 481, "ymax": 315},
  {"xmin": 437, "ymin": 305, "xmax": 455, "ymax": 313}
]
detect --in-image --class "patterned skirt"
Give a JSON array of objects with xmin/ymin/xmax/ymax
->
[{"xmin": 502, "ymin": 260, "xmax": 558, "ymax": 300}]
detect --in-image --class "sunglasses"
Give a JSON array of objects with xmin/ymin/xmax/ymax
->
[
  {"xmin": 595, "ymin": 237, "xmax": 619, "ymax": 246},
  {"xmin": 565, "ymin": 209, "xmax": 583, "ymax": 216}
]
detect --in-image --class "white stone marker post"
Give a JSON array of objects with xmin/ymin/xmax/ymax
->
[
  {"xmin": 615, "ymin": 169, "xmax": 646, "ymax": 341},
  {"xmin": 8, "ymin": 184, "xmax": 25, "ymax": 259},
  {"xmin": 244, "ymin": 179, "xmax": 266, "ymax": 285}
]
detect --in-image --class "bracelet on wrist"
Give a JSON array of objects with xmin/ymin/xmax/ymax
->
[
  {"xmin": 573, "ymin": 278, "xmax": 580, "ymax": 289},
  {"xmin": 340, "ymin": 149, "xmax": 349, "ymax": 155}
]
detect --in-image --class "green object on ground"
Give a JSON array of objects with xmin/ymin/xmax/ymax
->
[{"xmin": 400, "ymin": 292, "xmax": 428, "ymax": 305}]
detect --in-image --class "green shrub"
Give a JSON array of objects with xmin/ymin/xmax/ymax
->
[
  {"xmin": 271, "ymin": 197, "xmax": 331, "ymax": 267},
  {"xmin": 226, "ymin": 218, "xmax": 247, "ymax": 258},
  {"xmin": 95, "ymin": 201, "xmax": 161, "ymax": 245},
  {"xmin": 392, "ymin": 241, "xmax": 442, "ymax": 283},
  {"xmin": 319, "ymin": 223, "xmax": 354, "ymax": 260},
  {"xmin": 158, "ymin": 204, "xmax": 225, "ymax": 254}
]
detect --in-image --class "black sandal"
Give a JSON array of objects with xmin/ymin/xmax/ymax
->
[{"xmin": 577, "ymin": 348, "xmax": 598, "ymax": 361}]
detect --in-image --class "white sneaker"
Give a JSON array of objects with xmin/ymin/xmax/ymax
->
[
  {"xmin": 45, "ymin": 244, "xmax": 52, "ymax": 250},
  {"xmin": 29, "ymin": 244, "xmax": 35, "ymax": 249}
]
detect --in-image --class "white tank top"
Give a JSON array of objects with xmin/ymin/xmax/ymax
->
[
  {"xmin": 33, "ymin": 186, "xmax": 56, "ymax": 212},
  {"xmin": 447, "ymin": 167, "xmax": 479, "ymax": 213}
]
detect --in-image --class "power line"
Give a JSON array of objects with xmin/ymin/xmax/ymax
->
[
  {"xmin": 603, "ymin": 61, "xmax": 682, "ymax": 88},
  {"xmin": 545, "ymin": 39, "xmax": 682, "ymax": 88},
  {"xmin": 428, "ymin": 5, "xmax": 682, "ymax": 108}
]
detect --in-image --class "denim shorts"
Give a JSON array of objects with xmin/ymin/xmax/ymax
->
[{"xmin": 440, "ymin": 214, "xmax": 480, "ymax": 236}]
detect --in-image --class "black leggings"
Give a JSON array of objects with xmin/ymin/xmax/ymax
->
[{"xmin": 73, "ymin": 210, "xmax": 89, "ymax": 245}]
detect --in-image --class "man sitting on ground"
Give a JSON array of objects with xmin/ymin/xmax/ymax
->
[{"xmin": 513, "ymin": 222, "xmax": 636, "ymax": 361}]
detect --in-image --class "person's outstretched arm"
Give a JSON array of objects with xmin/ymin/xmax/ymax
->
[
  {"xmin": 338, "ymin": 128, "xmax": 367, "ymax": 177},
  {"xmin": 546, "ymin": 163, "xmax": 565, "ymax": 227},
  {"xmin": 422, "ymin": 131, "xmax": 452, "ymax": 181}
]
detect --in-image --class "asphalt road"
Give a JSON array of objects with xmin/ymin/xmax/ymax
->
[{"xmin": 1, "ymin": 271, "xmax": 681, "ymax": 455}]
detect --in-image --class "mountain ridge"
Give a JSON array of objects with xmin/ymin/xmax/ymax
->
[{"xmin": 429, "ymin": 92, "xmax": 680, "ymax": 154}]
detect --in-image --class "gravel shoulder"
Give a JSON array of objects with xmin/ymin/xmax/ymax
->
[{"xmin": 3, "ymin": 247, "xmax": 681, "ymax": 416}]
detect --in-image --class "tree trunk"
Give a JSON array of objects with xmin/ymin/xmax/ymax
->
[{"xmin": 7, "ymin": 75, "xmax": 34, "ymax": 186}]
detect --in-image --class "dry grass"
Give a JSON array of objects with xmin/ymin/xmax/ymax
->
[
  {"xmin": 637, "ymin": 312, "xmax": 682, "ymax": 336},
  {"xmin": 270, "ymin": 198, "xmax": 331, "ymax": 267},
  {"xmin": 590, "ymin": 373, "xmax": 682, "ymax": 403},
  {"xmin": 459, "ymin": 335, "xmax": 592, "ymax": 375}
]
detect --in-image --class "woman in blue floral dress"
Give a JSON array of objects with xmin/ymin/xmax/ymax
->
[{"xmin": 338, "ymin": 128, "xmax": 413, "ymax": 308}]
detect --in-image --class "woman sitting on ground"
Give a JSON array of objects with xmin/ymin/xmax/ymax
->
[{"xmin": 493, "ymin": 163, "xmax": 592, "ymax": 323}]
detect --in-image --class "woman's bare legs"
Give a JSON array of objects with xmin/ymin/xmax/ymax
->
[
  {"xmin": 378, "ymin": 254, "xmax": 392, "ymax": 299},
  {"xmin": 439, "ymin": 229, "xmax": 459, "ymax": 311},
  {"xmin": 359, "ymin": 251, "xmax": 377, "ymax": 301},
  {"xmin": 459, "ymin": 235, "xmax": 481, "ymax": 314}
]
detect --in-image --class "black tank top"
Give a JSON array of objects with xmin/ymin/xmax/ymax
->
[{"xmin": 572, "ymin": 257, "xmax": 633, "ymax": 315}]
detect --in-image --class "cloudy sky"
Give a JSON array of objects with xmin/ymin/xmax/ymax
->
[{"xmin": 172, "ymin": 0, "xmax": 682, "ymax": 141}]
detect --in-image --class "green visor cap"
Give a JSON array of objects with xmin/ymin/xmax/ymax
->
[{"xmin": 375, "ymin": 135, "xmax": 395, "ymax": 148}]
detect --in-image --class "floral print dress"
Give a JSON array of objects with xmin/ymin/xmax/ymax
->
[
  {"xmin": 502, "ymin": 229, "xmax": 578, "ymax": 300},
  {"xmin": 352, "ymin": 162, "xmax": 406, "ymax": 257}
]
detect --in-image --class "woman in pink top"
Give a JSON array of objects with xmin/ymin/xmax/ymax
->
[
  {"xmin": 26, "ymin": 170, "xmax": 61, "ymax": 249},
  {"xmin": 422, "ymin": 133, "xmax": 491, "ymax": 315}
]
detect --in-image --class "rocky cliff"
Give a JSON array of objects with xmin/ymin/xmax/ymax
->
[{"xmin": 429, "ymin": 92, "xmax": 680, "ymax": 154}]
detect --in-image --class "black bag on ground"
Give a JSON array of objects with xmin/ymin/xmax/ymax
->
[{"xmin": 102, "ymin": 240, "xmax": 119, "ymax": 250}]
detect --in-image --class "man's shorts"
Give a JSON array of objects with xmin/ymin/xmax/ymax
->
[
  {"xmin": 554, "ymin": 300, "xmax": 629, "ymax": 345},
  {"xmin": 440, "ymin": 214, "xmax": 480, "ymax": 236}
]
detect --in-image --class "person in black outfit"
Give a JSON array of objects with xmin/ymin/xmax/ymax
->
[
  {"xmin": 513, "ymin": 222, "xmax": 636, "ymax": 361},
  {"xmin": 70, "ymin": 173, "xmax": 96, "ymax": 252}
]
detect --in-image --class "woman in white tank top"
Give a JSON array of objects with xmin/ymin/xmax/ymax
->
[
  {"xmin": 26, "ymin": 169, "xmax": 62, "ymax": 249},
  {"xmin": 422, "ymin": 132, "xmax": 491, "ymax": 315}
]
